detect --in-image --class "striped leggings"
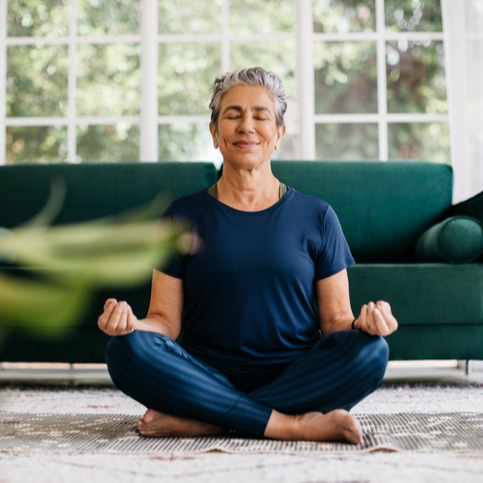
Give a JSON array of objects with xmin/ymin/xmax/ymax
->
[{"xmin": 106, "ymin": 329, "xmax": 389, "ymax": 437}]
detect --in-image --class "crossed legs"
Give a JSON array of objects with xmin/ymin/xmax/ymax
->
[{"xmin": 106, "ymin": 330, "xmax": 388, "ymax": 443}]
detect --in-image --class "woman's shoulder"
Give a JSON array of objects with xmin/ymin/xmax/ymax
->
[
  {"xmin": 163, "ymin": 189, "xmax": 211, "ymax": 217},
  {"xmin": 287, "ymin": 188, "xmax": 331, "ymax": 211}
]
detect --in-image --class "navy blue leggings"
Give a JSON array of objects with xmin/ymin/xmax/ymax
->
[{"xmin": 106, "ymin": 330, "xmax": 389, "ymax": 437}]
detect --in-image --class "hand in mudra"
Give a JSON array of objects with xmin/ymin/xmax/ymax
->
[
  {"xmin": 98, "ymin": 298, "xmax": 139, "ymax": 336},
  {"xmin": 354, "ymin": 301, "xmax": 398, "ymax": 337}
]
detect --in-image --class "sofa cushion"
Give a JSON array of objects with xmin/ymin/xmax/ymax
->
[
  {"xmin": 415, "ymin": 216, "xmax": 483, "ymax": 263},
  {"xmin": 271, "ymin": 161, "xmax": 453, "ymax": 262},
  {"xmin": 348, "ymin": 263, "xmax": 483, "ymax": 326},
  {"xmin": 0, "ymin": 162, "xmax": 218, "ymax": 228}
]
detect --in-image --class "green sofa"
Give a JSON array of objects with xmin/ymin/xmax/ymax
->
[{"xmin": 1, "ymin": 161, "xmax": 482, "ymax": 363}]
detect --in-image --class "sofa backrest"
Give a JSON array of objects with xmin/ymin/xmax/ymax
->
[
  {"xmin": 0, "ymin": 162, "xmax": 218, "ymax": 227},
  {"xmin": 272, "ymin": 161, "xmax": 453, "ymax": 262}
]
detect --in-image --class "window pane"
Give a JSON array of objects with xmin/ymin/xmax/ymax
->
[
  {"xmin": 159, "ymin": 0, "xmax": 223, "ymax": 34},
  {"xmin": 313, "ymin": 0, "xmax": 375, "ymax": 33},
  {"xmin": 159, "ymin": 43, "xmax": 220, "ymax": 116},
  {"xmin": 230, "ymin": 41, "xmax": 296, "ymax": 98},
  {"xmin": 6, "ymin": 126, "xmax": 67, "ymax": 164},
  {"xmin": 77, "ymin": 124, "xmax": 139, "ymax": 163},
  {"xmin": 7, "ymin": 45, "xmax": 68, "ymax": 117},
  {"xmin": 315, "ymin": 123, "xmax": 378, "ymax": 159},
  {"xmin": 77, "ymin": 43, "xmax": 141, "ymax": 116},
  {"xmin": 7, "ymin": 0, "xmax": 69, "ymax": 37},
  {"xmin": 388, "ymin": 123, "xmax": 450, "ymax": 164},
  {"xmin": 159, "ymin": 124, "xmax": 215, "ymax": 161},
  {"xmin": 314, "ymin": 42, "xmax": 377, "ymax": 114},
  {"xmin": 385, "ymin": 0, "xmax": 442, "ymax": 32},
  {"xmin": 275, "ymin": 134, "xmax": 298, "ymax": 160},
  {"xmin": 386, "ymin": 40, "xmax": 447, "ymax": 114},
  {"xmin": 230, "ymin": 0, "xmax": 294, "ymax": 34},
  {"xmin": 77, "ymin": 0, "xmax": 140, "ymax": 36}
]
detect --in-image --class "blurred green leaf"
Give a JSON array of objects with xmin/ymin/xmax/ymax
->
[
  {"xmin": 0, "ymin": 273, "xmax": 89, "ymax": 337},
  {"xmin": 0, "ymin": 188, "xmax": 190, "ymax": 338}
]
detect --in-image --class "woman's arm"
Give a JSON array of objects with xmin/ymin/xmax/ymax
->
[
  {"xmin": 316, "ymin": 269, "xmax": 398, "ymax": 336},
  {"xmin": 98, "ymin": 269, "xmax": 183, "ymax": 340}
]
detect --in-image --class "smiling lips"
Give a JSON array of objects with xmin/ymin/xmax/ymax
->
[{"xmin": 233, "ymin": 140, "xmax": 260, "ymax": 148}]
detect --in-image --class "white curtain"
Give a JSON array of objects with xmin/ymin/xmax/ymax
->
[{"xmin": 443, "ymin": 0, "xmax": 483, "ymax": 203}]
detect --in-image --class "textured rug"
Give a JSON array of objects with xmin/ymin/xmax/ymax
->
[{"xmin": 1, "ymin": 412, "xmax": 483, "ymax": 454}]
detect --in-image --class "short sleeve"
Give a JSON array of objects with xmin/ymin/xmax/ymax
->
[
  {"xmin": 158, "ymin": 205, "xmax": 185, "ymax": 279},
  {"xmin": 314, "ymin": 205, "xmax": 355, "ymax": 280}
]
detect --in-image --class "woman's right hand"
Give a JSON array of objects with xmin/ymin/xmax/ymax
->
[{"xmin": 97, "ymin": 298, "xmax": 138, "ymax": 336}]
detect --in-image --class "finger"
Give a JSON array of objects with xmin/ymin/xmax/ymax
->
[
  {"xmin": 365, "ymin": 302, "xmax": 378, "ymax": 334},
  {"xmin": 375, "ymin": 301, "xmax": 398, "ymax": 333},
  {"xmin": 112, "ymin": 301, "xmax": 130, "ymax": 334},
  {"xmin": 98, "ymin": 302, "xmax": 117, "ymax": 331},
  {"xmin": 102, "ymin": 301, "xmax": 125, "ymax": 334},
  {"xmin": 371, "ymin": 307, "xmax": 391, "ymax": 336},
  {"xmin": 104, "ymin": 298, "xmax": 118, "ymax": 311}
]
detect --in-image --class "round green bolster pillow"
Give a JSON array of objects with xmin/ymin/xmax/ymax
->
[{"xmin": 415, "ymin": 215, "xmax": 483, "ymax": 263}]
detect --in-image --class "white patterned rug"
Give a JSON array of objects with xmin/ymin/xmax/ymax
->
[{"xmin": 1, "ymin": 412, "xmax": 483, "ymax": 454}]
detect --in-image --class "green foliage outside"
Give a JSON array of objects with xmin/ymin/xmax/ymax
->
[{"xmin": 5, "ymin": 0, "xmax": 448, "ymax": 164}]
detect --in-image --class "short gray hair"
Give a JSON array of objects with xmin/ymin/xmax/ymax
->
[{"xmin": 209, "ymin": 66, "xmax": 287, "ymax": 129}]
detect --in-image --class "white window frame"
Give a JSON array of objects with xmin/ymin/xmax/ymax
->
[{"xmin": 1, "ymin": 0, "xmax": 449, "ymax": 167}]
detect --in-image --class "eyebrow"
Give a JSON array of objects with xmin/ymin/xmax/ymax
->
[{"xmin": 221, "ymin": 105, "xmax": 272, "ymax": 115}]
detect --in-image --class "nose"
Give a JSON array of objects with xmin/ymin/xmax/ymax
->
[{"xmin": 236, "ymin": 113, "xmax": 255, "ymax": 133}]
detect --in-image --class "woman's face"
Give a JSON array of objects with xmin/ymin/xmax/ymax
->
[{"xmin": 210, "ymin": 85, "xmax": 286, "ymax": 169}]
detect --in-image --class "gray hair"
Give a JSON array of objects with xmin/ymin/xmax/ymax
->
[{"xmin": 209, "ymin": 67, "xmax": 287, "ymax": 129}]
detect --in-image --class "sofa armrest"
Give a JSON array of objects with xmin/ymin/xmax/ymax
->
[{"xmin": 415, "ymin": 215, "xmax": 483, "ymax": 263}]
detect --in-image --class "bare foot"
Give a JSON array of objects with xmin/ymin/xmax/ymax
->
[
  {"xmin": 136, "ymin": 409, "xmax": 226, "ymax": 437},
  {"xmin": 265, "ymin": 409, "xmax": 363, "ymax": 444}
]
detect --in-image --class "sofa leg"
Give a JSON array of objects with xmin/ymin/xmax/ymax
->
[{"xmin": 465, "ymin": 360, "xmax": 472, "ymax": 376}]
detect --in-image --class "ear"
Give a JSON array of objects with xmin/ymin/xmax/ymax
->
[
  {"xmin": 274, "ymin": 124, "xmax": 286, "ymax": 151},
  {"xmin": 209, "ymin": 122, "xmax": 219, "ymax": 149}
]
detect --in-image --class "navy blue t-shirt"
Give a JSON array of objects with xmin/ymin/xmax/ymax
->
[{"xmin": 161, "ymin": 187, "xmax": 354, "ymax": 380}]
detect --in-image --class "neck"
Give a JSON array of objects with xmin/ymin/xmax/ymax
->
[{"xmin": 217, "ymin": 163, "xmax": 281, "ymax": 212}]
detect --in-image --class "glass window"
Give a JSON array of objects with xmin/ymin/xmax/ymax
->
[
  {"xmin": 388, "ymin": 122, "xmax": 450, "ymax": 163},
  {"xmin": 315, "ymin": 123, "xmax": 379, "ymax": 160},
  {"xmin": 159, "ymin": 0, "xmax": 223, "ymax": 34},
  {"xmin": 77, "ymin": 43, "xmax": 141, "ymax": 117},
  {"xmin": 158, "ymin": 43, "xmax": 220, "ymax": 116},
  {"xmin": 7, "ymin": 45, "xmax": 68, "ymax": 117},
  {"xmin": 229, "ymin": 0, "xmax": 294, "ymax": 34},
  {"xmin": 314, "ymin": 41, "xmax": 377, "ymax": 114},
  {"xmin": 230, "ymin": 42, "xmax": 296, "ymax": 98},
  {"xmin": 6, "ymin": 126, "xmax": 67, "ymax": 163},
  {"xmin": 386, "ymin": 40, "xmax": 447, "ymax": 114},
  {"xmin": 158, "ymin": 124, "xmax": 215, "ymax": 161},
  {"xmin": 7, "ymin": 0, "xmax": 69, "ymax": 37},
  {"xmin": 77, "ymin": 0, "xmax": 140, "ymax": 36},
  {"xmin": 385, "ymin": 0, "xmax": 443, "ymax": 32},
  {"xmin": 77, "ymin": 124, "xmax": 139, "ymax": 163},
  {"xmin": 2, "ymin": 0, "xmax": 448, "ymax": 166},
  {"xmin": 313, "ymin": 0, "xmax": 376, "ymax": 33}
]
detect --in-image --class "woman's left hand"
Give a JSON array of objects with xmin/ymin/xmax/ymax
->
[{"xmin": 354, "ymin": 301, "xmax": 398, "ymax": 336}]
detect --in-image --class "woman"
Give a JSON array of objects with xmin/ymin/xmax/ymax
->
[{"xmin": 98, "ymin": 67, "xmax": 398, "ymax": 444}]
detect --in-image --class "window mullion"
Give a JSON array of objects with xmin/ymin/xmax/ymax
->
[
  {"xmin": 140, "ymin": 0, "xmax": 158, "ymax": 162},
  {"xmin": 68, "ymin": 0, "xmax": 78, "ymax": 163},
  {"xmin": 296, "ymin": 0, "xmax": 315, "ymax": 159},
  {"xmin": 441, "ymin": 0, "xmax": 470, "ymax": 202},
  {"xmin": 376, "ymin": 0, "xmax": 388, "ymax": 161},
  {"xmin": 221, "ymin": 0, "xmax": 230, "ymax": 72},
  {"xmin": 0, "ymin": 0, "xmax": 6, "ymax": 165}
]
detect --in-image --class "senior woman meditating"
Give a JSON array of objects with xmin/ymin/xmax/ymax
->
[{"xmin": 98, "ymin": 66, "xmax": 398, "ymax": 444}]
